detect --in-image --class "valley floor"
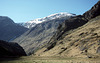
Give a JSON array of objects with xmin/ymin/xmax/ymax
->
[{"xmin": 0, "ymin": 56, "xmax": 100, "ymax": 63}]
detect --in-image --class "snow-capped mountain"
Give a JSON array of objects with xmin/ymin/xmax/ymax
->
[{"xmin": 22, "ymin": 12, "xmax": 76, "ymax": 28}]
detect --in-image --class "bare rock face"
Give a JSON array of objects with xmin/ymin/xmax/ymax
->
[{"xmin": 0, "ymin": 40, "xmax": 26, "ymax": 58}]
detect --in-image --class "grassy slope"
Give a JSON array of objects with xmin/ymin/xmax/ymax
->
[{"xmin": 35, "ymin": 16, "xmax": 100, "ymax": 58}]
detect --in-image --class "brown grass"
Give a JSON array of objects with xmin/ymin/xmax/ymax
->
[{"xmin": 1, "ymin": 56, "xmax": 100, "ymax": 63}]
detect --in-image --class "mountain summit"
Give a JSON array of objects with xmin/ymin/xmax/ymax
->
[{"xmin": 23, "ymin": 12, "xmax": 75, "ymax": 28}]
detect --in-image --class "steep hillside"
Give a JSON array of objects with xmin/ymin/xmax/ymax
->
[
  {"xmin": 47, "ymin": 0, "xmax": 100, "ymax": 44},
  {"xmin": 34, "ymin": 1, "xmax": 100, "ymax": 58},
  {"xmin": 0, "ymin": 16, "xmax": 28, "ymax": 41},
  {"xmin": 35, "ymin": 16, "xmax": 100, "ymax": 58},
  {"xmin": 13, "ymin": 14, "xmax": 74, "ymax": 55}
]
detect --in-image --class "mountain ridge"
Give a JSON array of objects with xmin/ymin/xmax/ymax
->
[
  {"xmin": 20, "ymin": 12, "xmax": 76, "ymax": 28},
  {"xmin": 0, "ymin": 16, "xmax": 28, "ymax": 41}
]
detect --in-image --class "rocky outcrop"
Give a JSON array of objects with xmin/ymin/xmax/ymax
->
[
  {"xmin": 53, "ymin": 15, "xmax": 87, "ymax": 40},
  {"xmin": 83, "ymin": 1, "xmax": 100, "ymax": 20},
  {"xmin": 0, "ymin": 40, "xmax": 26, "ymax": 58},
  {"xmin": 0, "ymin": 16, "xmax": 28, "ymax": 41}
]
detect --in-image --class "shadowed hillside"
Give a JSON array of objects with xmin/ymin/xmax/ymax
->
[
  {"xmin": 0, "ymin": 16, "xmax": 28, "ymax": 41},
  {"xmin": 0, "ymin": 40, "xmax": 26, "ymax": 58}
]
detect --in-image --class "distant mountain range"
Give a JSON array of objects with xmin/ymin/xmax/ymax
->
[{"xmin": 18, "ymin": 12, "xmax": 76, "ymax": 28}]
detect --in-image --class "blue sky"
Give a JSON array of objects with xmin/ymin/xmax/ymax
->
[{"xmin": 0, "ymin": 0, "xmax": 99, "ymax": 23}]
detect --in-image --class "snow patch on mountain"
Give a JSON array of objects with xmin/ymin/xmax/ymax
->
[{"xmin": 22, "ymin": 12, "xmax": 76, "ymax": 28}]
